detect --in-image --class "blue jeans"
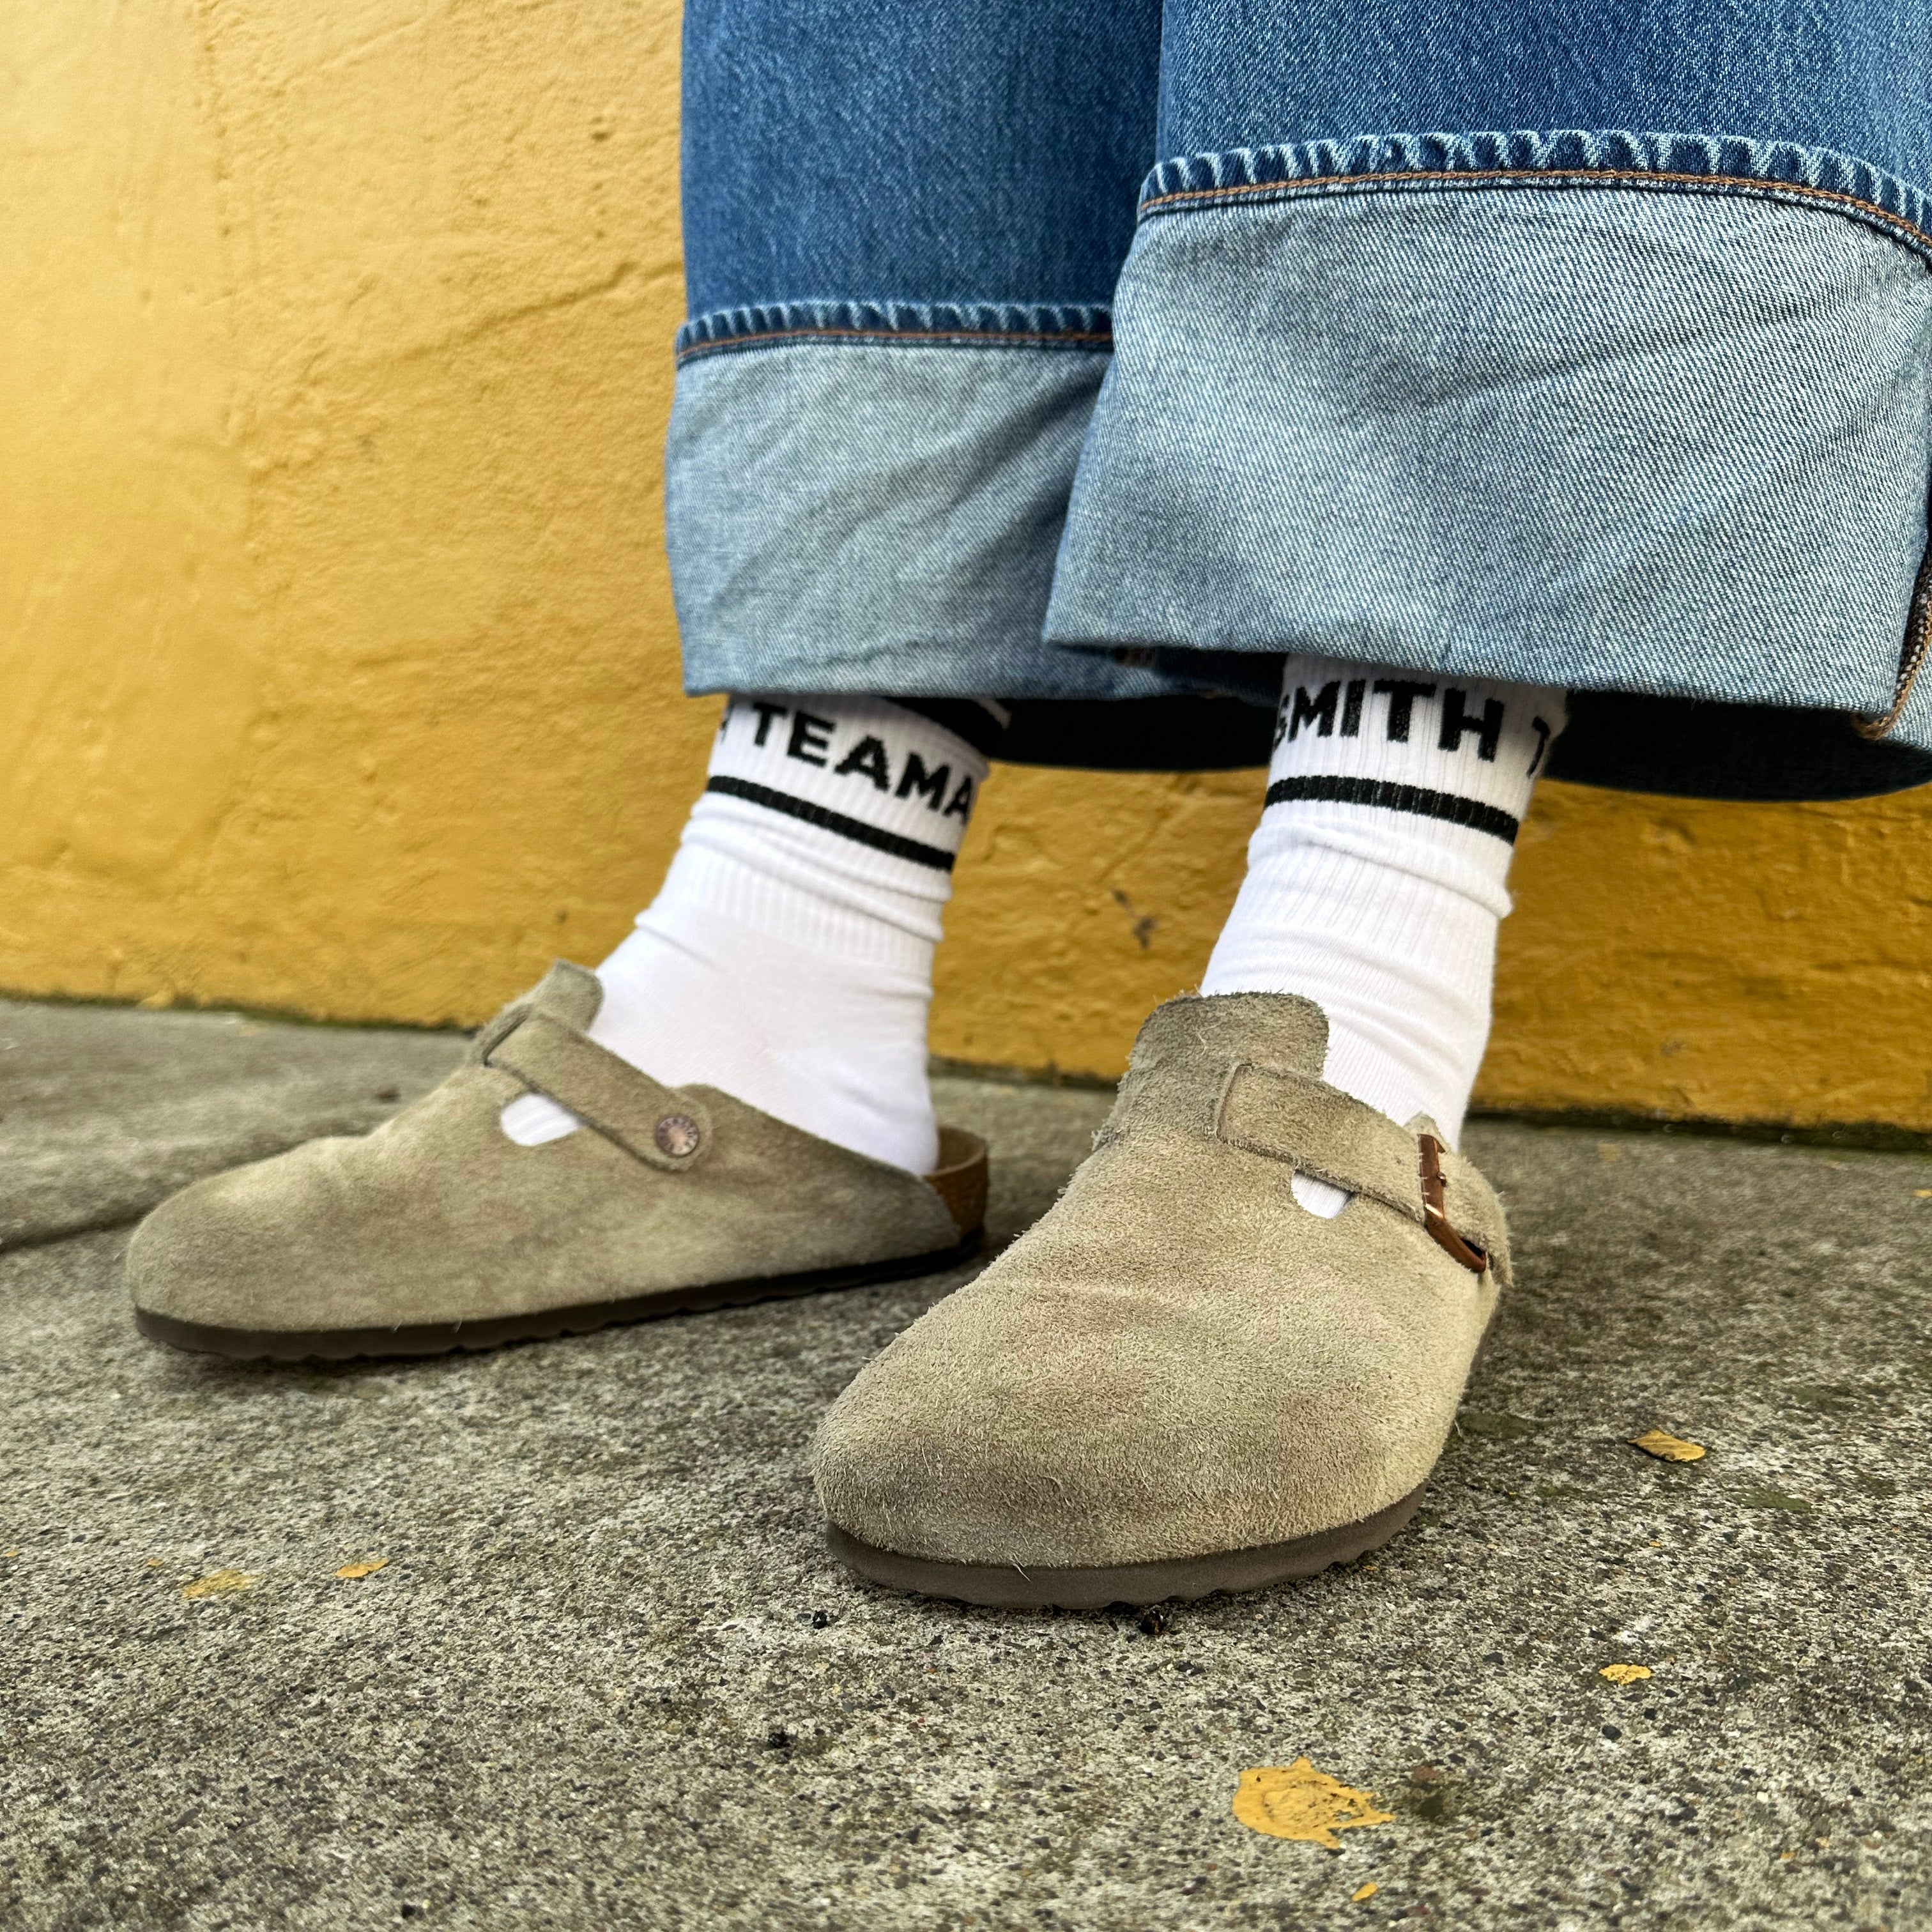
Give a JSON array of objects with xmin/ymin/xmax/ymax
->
[{"xmin": 667, "ymin": 0, "xmax": 1932, "ymax": 797}]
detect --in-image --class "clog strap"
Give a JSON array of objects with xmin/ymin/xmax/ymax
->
[
  {"xmin": 1427, "ymin": 1137, "xmax": 1512, "ymax": 1285},
  {"xmin": 1215, "ymin": 1062, "xmax": 1508, "ymax": 1282},
  {"xmin": 1218, "ymin": 1062, "xmax": 1420, "ymax": 1213},
  {"xmin": 485, "ymin": 1011, "xmax": 714, "ymax": 1174},
  {"xmin": 1418, "ymin": 1133, "xmax": 1490, "ymax": 1273}
]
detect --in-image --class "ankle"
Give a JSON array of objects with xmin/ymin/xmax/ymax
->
[
  {"xmin": 593, "ymin": 912, "xmax": 941, "ymax": 1172},
  {"xmin": 501, "ymin": 692, "xmax": 1001, "ymax": 1174},
  {"xmin": 1202, "ymin": 656, "xmax": 1568, "ymax": 1209}
]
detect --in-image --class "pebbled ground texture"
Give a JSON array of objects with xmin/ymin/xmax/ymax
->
[{"xmin": 2, "ymin": 999, "xmax": 1928, "ymax": 1929}]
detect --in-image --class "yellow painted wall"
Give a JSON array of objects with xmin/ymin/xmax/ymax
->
[{"xmin": 5, "ymin": 2, "xmax": 1931, "ymax": 1133}]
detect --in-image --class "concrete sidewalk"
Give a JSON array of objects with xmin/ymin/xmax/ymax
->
[{"xmin": 3, "ymin": 996, "xmax": 1929, "ymax": 1930}]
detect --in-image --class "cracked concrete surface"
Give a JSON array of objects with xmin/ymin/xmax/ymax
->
[{"xmin": 3, "ymin": 999, "xmax": 1929, "ymax": 1929}]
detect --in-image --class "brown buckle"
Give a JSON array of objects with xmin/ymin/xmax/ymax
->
[{"xmin": 1418, "ymin": 1133, "xmax": 1489, "ymax": 1274}]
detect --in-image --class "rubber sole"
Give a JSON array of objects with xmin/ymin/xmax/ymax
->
[
  {"xmin": 825, "ymin": 1482, "xmax": 1426, "ymax": 1609},
  {"xmin": 132, "ymin": 1229, "xmax": 983, "ymax": 1364}
]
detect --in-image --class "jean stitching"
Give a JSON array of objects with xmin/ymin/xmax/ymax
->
[
  {"xmin": 1138, "ymin": 167, "xmax": 1932, "ymax": 264},
  {"xmin": 1141, "ymin": 133, "xmax": 1925, "ymax": 219},
  {"xmin": 677, "ymin": 299, "xmax": 1114, "ymax": 358},
  {"xmin": 677, "ymin": 325, "xmax": 1114, "ymax": 365}
]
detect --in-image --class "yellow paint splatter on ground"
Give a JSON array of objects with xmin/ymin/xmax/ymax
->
[
  {"xmin": 1916, "ymin": 1190, "xmax": 1932, "ymax": 1199},
  {"xmin": 335, "ymin": 1558, "xmax": 388, "ymax": 1579},
  {"xmin": 1352, "ymin": 1881, "xmax": 1379, "ymax": 1901},
  {"xmin": 181, "ymin": 1568, "xmax": 255, "ymax": 1599},
  {"xmin": 1232, "ymin": 1760, "xmax": 1395, "ymax": 1848},
  {"xmin": 1630, "ymin": 1427, "xmax": 1706, "ymax": 1462},
  {"xmin": 1599, "ymin": 1664, "xmax": 1652, "ymax": 1685}
]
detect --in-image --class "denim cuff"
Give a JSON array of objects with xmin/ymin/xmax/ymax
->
[
  {"xmin": 666, "ymin": 318, "xmax": 1208, "ymax": 701},
  {"xmin": 1046, "ymin": 134, "xmax": 1932, "ymax": 752}
]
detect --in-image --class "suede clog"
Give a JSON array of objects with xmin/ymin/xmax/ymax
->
[
  {"xmin": 128, "ymin": 963, "xmax": 986, "ymax": 1361},
  {"xmin": 813, "ymin": 992, "xmax": 1508, "ymax": 1607}
]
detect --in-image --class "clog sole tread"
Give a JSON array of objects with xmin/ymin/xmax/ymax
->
[{"xmin": 824, "ymin": 1483, "xmax": 1425, "ymax": 1609}]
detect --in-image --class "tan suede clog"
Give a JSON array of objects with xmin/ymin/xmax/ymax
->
[
  {"xmin": 127, "ymin": 963, "xmax": 986, "ymax": 1362},
  {"xmin": 813, "ymin": 992, "xmax": 1507, "ymax": 1607}
]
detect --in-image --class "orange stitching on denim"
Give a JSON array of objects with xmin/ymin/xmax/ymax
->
[
  {"xmin": 677, "ymin": 325, "xmax": 1114, "ymax": 362},
  {"xmin": 1139, "ymin": 167, "xmax": 1932, "ymax": 255}
]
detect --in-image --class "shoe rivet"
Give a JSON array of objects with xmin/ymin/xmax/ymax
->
[{"xmin": 654, "ymin": 1113, "xmax": 702, "ymax": 1158}]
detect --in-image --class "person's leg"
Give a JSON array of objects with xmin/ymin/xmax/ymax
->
[
  {"xmin": 500, "ymin": 0, "xmax": 1162, "ymax": 1180},
  {"xmin": 1078, "ymin": 0, "xmax": 1926, "ymax": 1153},
  {"xmin": 486, "ymin": 0, "xmax": 1163, "ymax": 1177},
  {"xmin": 812, "ymin": 0, "xmax": 1932, "ymax": 1604}
]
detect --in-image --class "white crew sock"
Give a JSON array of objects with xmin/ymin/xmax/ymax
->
[
  {"xmin": 502, "ymin": 694, "xmax": 1003, "ymax": 1173},
  {"xmin": 1202, "ymin": 656, "xmax": 1567, "ymax": 1216}
]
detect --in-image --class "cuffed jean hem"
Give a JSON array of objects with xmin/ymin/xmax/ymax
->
[
  {"xmin": 1046, "ymin": 135, "xmax": 1932, "ymax": 753},
  {"xmin": 666, "ymin": 321, "xmax": 1235, "ymax": 702},
  {"xmin": 1137, "ymin": 131, "xmax": 1932, "ymax": 265},
  {"xmin": 675, "ymin": 300, "xmax": 1116, "ymax": 361}
]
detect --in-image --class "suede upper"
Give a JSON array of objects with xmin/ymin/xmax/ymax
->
[
  {"xmin": 813, "ymin": 991, "xmax": 1510, "ymax": 1571},
  {"xmin": 126, "ymin": 963, "xmax": 965, "ymax": 1334}
]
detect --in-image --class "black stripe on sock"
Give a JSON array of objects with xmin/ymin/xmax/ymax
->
[
  {"xmin": 1264, "ymin": 774, "xmax": 1520, "ymax": 844},
  {"xmin": 705, "ymin": 776, "xmax": 958, "ymax": 870},
  {"xmin": 881, "ymin": 696, "xmax": 1009, "ymax": 760}
]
